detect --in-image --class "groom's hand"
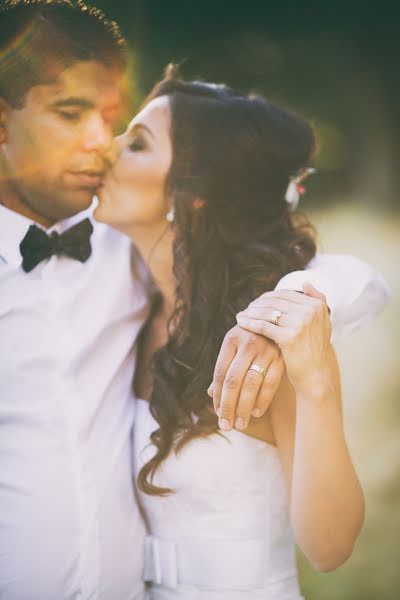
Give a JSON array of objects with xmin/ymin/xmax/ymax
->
[{"xmin": 209, "ymin": 325, "xmax": 284, "ymax": 431}]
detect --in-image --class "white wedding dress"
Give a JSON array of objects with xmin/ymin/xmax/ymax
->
[{"xmin": 133, "ymin": 399, "xmax": 304, "ymax": 599}]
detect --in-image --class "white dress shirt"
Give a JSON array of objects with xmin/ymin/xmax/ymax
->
[
  {"xmin": 0, "ymin": 204, "xmax": 149, "ymax": 600},
  {"xmin": 0, "ymin": 202, "xmax": 390, "ymax": 600},
  {"xmin": 276, "ymin": 253, "xmax": 391, "ymax": 341}
]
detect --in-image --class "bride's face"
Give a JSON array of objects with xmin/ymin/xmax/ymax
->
[{"xmin": 95, "ymin": 96, "xmax": 172, "ymax": 233}]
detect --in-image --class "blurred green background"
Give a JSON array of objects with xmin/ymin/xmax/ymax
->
[{"xmin": 95, "ymin": 1, "xmax": 399, "ymax": 598}]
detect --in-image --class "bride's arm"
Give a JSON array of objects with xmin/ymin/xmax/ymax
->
[
  {"xmin": 237, "ymin": 284, "xmax": 365, "ymax": 571},
  {"xmin": 270, "ymin": 351, "xmax": 364, "ymax": 571}
]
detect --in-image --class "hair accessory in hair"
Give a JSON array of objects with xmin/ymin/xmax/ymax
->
[{"xmin": 285, "ymin": 167, "xmax": 316, "ymax": 210}]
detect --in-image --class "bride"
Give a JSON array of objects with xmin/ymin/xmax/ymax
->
[{"xmin": 95, "ymin": 67, "xmax": 367, "ymax": 598}]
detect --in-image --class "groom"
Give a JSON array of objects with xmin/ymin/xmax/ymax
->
[{"xmin": 0, "ymin": 2, "xmax": 389, "ymax": 599}]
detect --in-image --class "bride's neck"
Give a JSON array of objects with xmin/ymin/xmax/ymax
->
[{"xmin": 128, "ymin": 223, "xmax": 176, "ymax": 317}]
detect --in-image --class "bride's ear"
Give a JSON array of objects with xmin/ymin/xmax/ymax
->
[{"xmin": 0, "ymin": 98, "xmax": 11, "ymax": 145}]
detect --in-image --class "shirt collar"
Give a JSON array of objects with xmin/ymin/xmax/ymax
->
[{"xmin": 0, "ymin": 200, "xmax": 96, "ymax": 268}]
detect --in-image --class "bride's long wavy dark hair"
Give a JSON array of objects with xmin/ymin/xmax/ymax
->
[{"xmin": 137, "ymin": 66, "xmax": 317, "ymax": 495}]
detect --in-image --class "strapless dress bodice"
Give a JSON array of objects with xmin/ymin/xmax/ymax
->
[{"xmin": 133, "ymin": 399, "xmax": 304, "ymax": 599}]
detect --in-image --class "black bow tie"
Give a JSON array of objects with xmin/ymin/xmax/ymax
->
[{"xmin": 20, "ymin": 218, "xmax": 94, "ymax": 273}]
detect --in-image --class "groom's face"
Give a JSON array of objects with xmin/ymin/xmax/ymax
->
[{"xmin": 0, "ymin": 60, "xmax": 122, "ymax": 223}]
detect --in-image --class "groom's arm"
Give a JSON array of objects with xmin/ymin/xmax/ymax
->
[
  {"xmin": 274, "ymin": 253, "xmax": 391, "ymax": 341},
  {"xmin": 211, "ymin": 253, "xmax": 391, "ymax": 430}
]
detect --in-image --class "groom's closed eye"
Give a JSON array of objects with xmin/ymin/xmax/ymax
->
[{"xmin": 52, "ymin": 97, "xmax": 93, "ymax": 120}]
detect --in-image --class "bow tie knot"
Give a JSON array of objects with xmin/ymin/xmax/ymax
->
[
  {"xmin": 49, "ymin": 231, "xmax": 62, "ymax": 252},
  {"xmin": 20, "ymin": 218, "xmax": 94, "ymax": 273}
]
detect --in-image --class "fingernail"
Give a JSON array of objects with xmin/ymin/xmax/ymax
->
[
  {"xmin": 235, "ymin": 417, "xmax": 244, "ymax": 430},
  {"xmin": 252, "ymin": 408, "xmax": 262, "ymax": 417},
  {"xmin": 219, "ymin": 418, "xmax": 230, "ymax": 431}
]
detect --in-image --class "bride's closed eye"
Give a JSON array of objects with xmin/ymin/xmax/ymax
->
[{"xmin": 129, "ymin": 136, "xmax": 147, "ymax": 152}]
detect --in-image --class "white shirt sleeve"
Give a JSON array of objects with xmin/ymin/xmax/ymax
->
[{"xmin": 274, "ymin": 253, "xmax": 391, "ymax": 341}]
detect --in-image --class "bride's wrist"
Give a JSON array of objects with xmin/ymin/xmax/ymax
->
[{"xmin": 294, "ymin": 364, "xmax": 333, "ymax": 400}]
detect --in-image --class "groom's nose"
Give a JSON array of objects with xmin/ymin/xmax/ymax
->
[
  {"xmin": 106, "ymin": 136, "xmax": 123, "ymax": 166},
  {"xmin": 81, "ymin": 113, "xmax": 113, "ymax": 155}
]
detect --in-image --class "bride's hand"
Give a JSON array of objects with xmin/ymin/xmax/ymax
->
[{"xmin": 236, "ymin": 282, "xmax": 331, "ymax": 393}]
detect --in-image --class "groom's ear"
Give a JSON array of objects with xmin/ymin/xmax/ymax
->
[{"xmin": 0, "ymin": 98, "xmax": 11, "ymax": 145}]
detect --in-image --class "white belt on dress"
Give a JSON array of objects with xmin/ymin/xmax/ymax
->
[{"xmin": 143, "ymin": 535, "xmax": 268, "ymax": 590}]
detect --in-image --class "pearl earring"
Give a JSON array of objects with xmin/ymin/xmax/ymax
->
[{"xmin": 166, "ymin": 209, "xmax": 174, "ymax": 223}]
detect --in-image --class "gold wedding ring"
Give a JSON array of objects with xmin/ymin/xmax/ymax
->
[{"xmin": 248, "ymin": 363, "xmax": 267, "ymax": 377}]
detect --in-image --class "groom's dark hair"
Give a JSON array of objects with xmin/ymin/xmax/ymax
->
[{"xmin": 0, "ymin": 0, "xmax": 127, "ymax": 108}]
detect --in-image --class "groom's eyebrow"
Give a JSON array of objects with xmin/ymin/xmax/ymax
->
[{"xmin": 51, "ymin": 97, "xmax": 95, "ymax": 109}]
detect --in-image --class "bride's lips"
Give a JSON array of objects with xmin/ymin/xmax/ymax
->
[{"xmin": 68, "ymin": 170, "xmax": 105, "ymax": 188}]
